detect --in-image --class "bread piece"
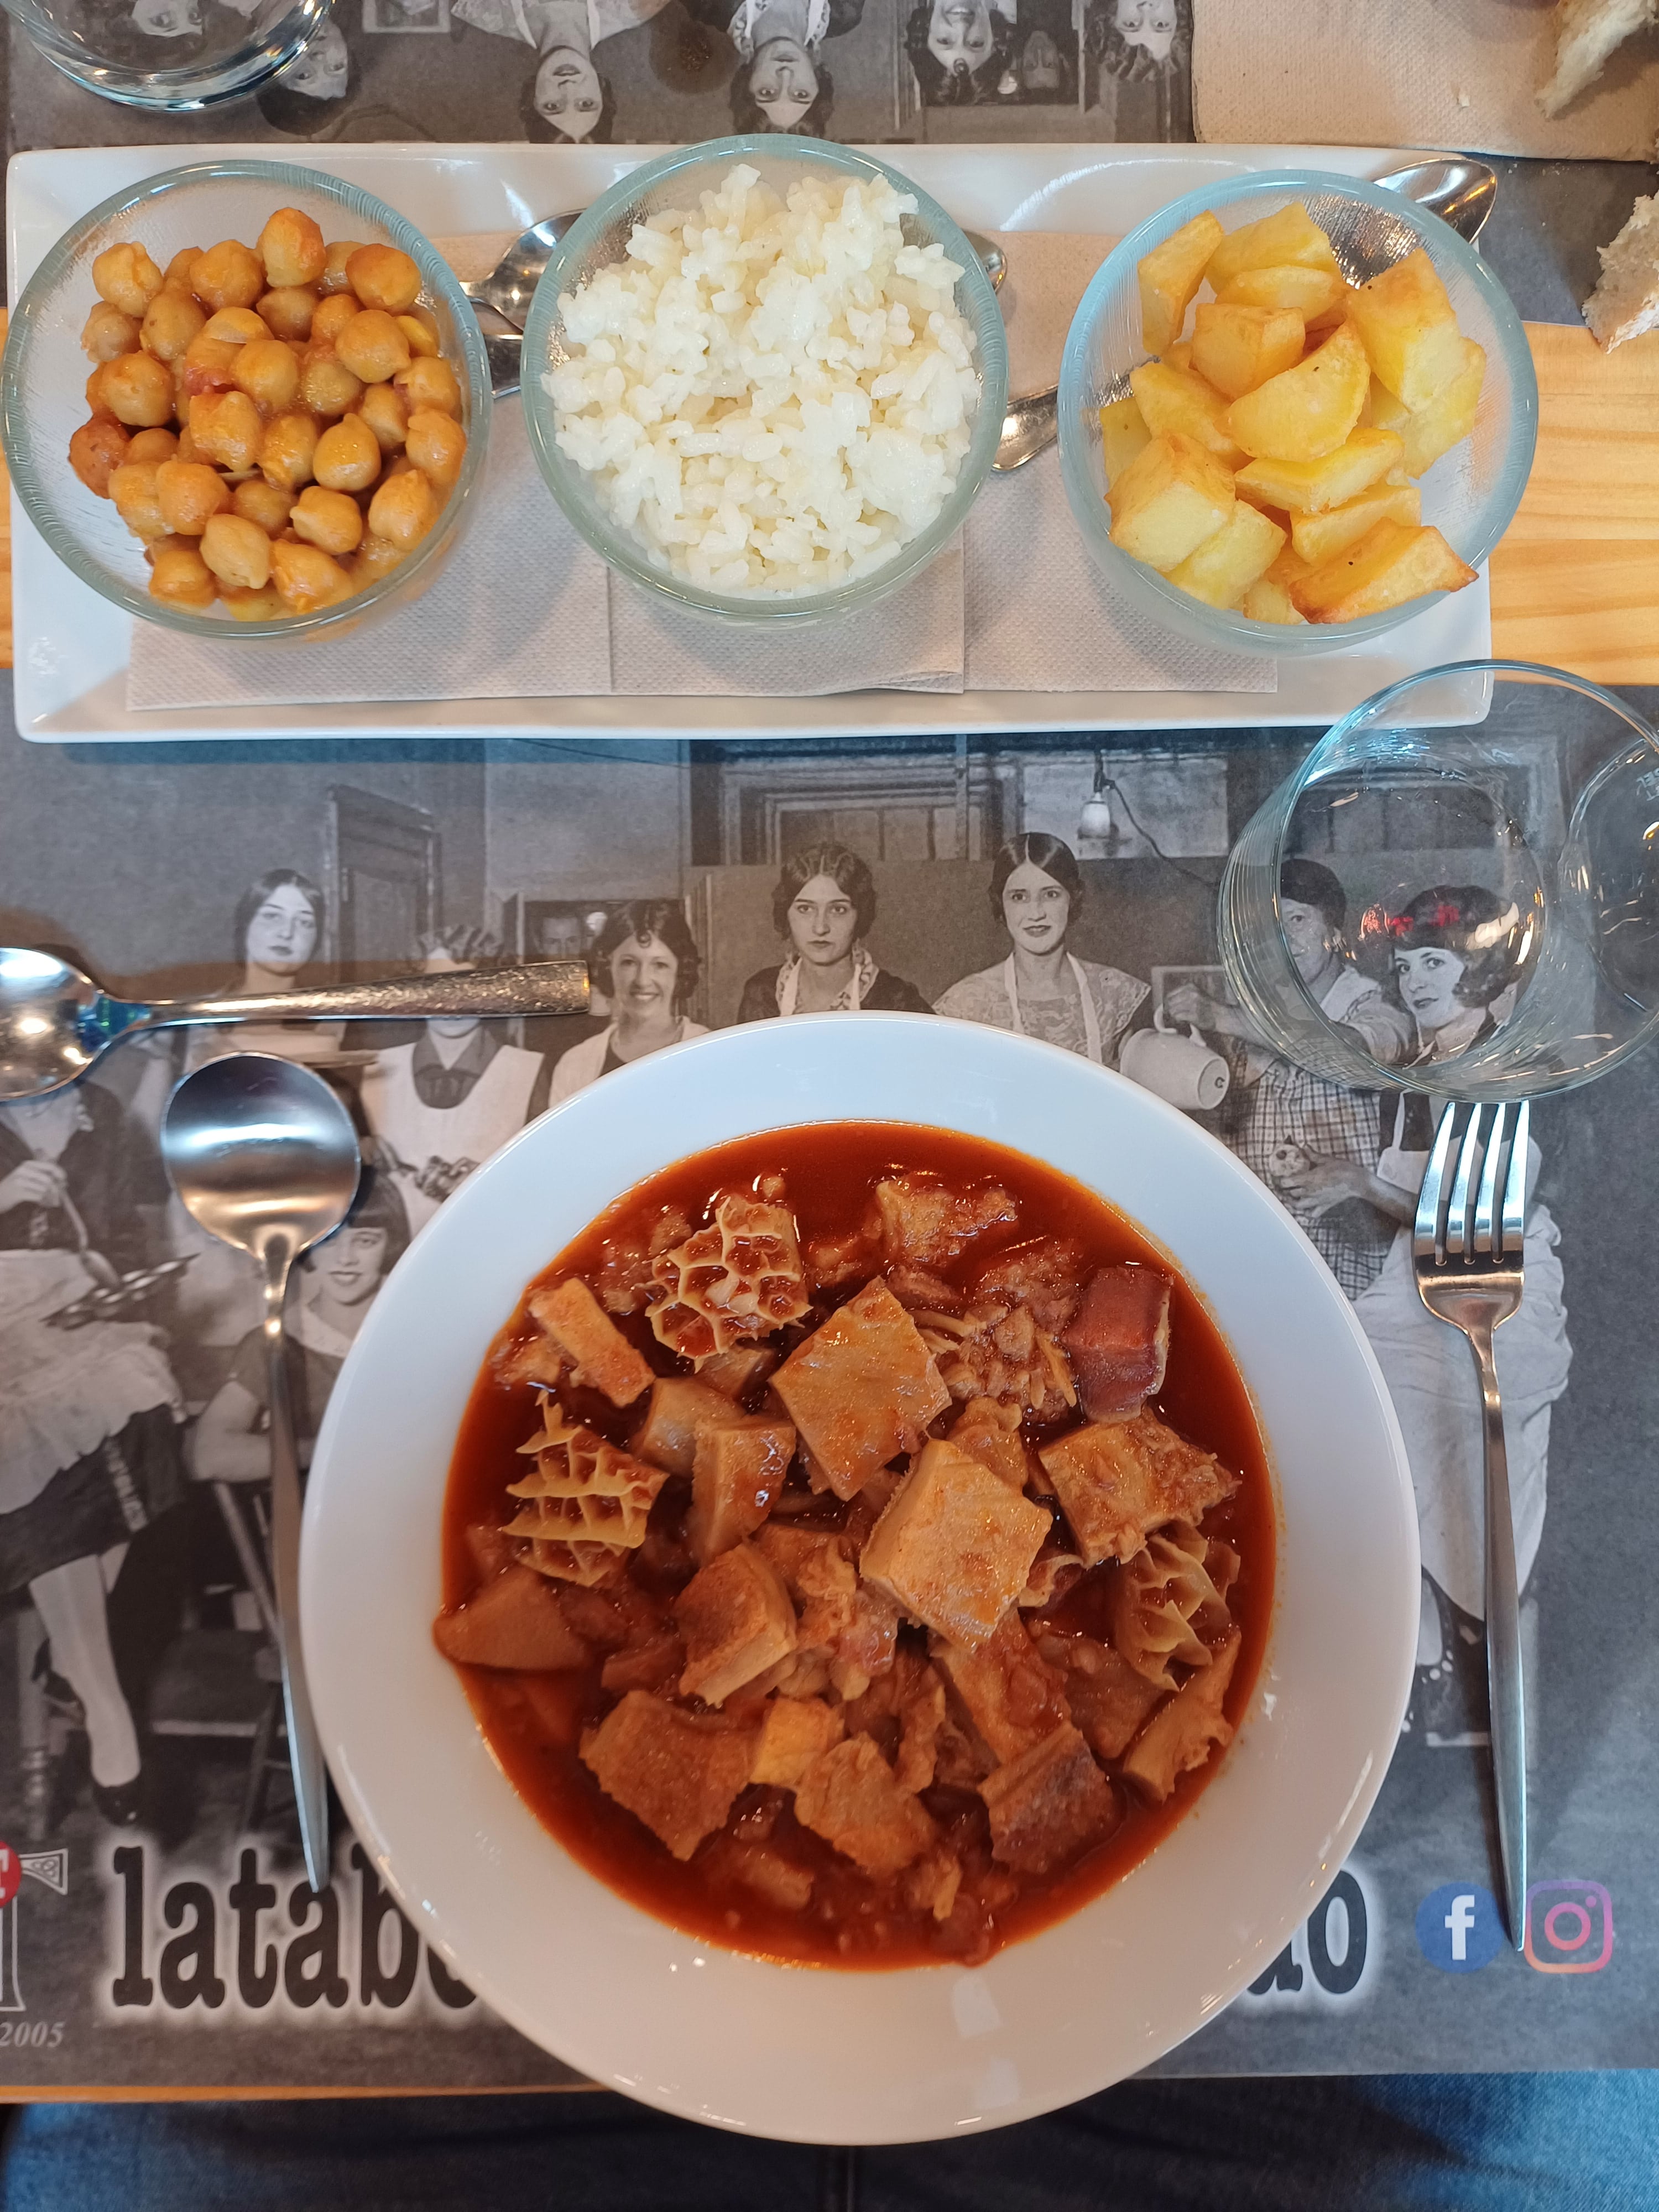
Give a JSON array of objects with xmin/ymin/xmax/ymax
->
[
  {"xmin": 1583, "ymin": 192, "xmax": 1659, "ymax": 351},
  {"xmin": 1538, "ymin": 0, "xmax": 1656, "ymax": 118}
]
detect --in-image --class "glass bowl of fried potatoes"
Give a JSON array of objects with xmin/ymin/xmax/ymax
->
[
  {"xmin": 1, "ymin": 159, "xmax": 490, "ymax": 644},
  {"xmin": 1057, "ymin": 169, "xmax": 1537, "ymax": 659}
]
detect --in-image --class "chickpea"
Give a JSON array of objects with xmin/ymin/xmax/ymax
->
[
  {"xmin": 352, "ymin": 532, "xmax": 404, "ymax": 588},
  {"xmin": 222, "ymin": 583, "xmax": 290, "ymax": 622},
  {"xmin": 271, "ymin": 536, "xmax": 353, "ymax": 613},
  {"xmin": 188, "ymin": 390, "xmax": 264, "ymax": 472},
  {"xmin": 355, "ymin": 382, "xmax": 409, "ymax": 455},
  {"xmin": 140, "ymin": 288, "xmax": 206, "ymax": 364},
  {"xmin": 85, "ymin": 366, "xmax": 114, "ymax": 419},
  {"xmin": 312, "ymin": 413, "xmax": 382, "ymax": 494},
  {"xmin": 394, "ymin": 354, "xmax": 461, "ymax": 418},
  {"xmin": 200, "ymin": 512, "xmax": 273, "ymax": 591},
  {"xmin": 233, "ymin": 476, "xmax": 294, "ymax": 534},
  {"xmin": 345, "ymin": 244, "xmax": 423, "ymax": 317},
  {"xmin": 101, "ymin": 351, "xmax": 177, "ymax": 429},
  {"xmin": 405, "ymin": 406, "xmax": 467, "ymax": 490},
  {"xmin": 257, "ymin": 286, "xmax": 317, "ymax": 343},
  {"xmin": 93, "ymin": 242, "xmax": 164, "ymax": 319},
  {"xmin": 291, "ymin": 484, "xmax": 365, "ymax": 557},
  {"xmin": 164, "ymin": 246, "xmax": 204, "ymax": 291},
  {"xmin": 109, "ymin": 462, "xmax": 166, "ymax": 542},
  {"xmin": 69, "ymin": 418, "xmax": 131, "ymax": 498},
  {"xmin": 175, "ymin": 426, "xmax": 201, "ymax": 465},
  {"xmin": 258, "ymin": 207, "xmax": 327, "ymax": 290},
  {"xmin": 258, "ymin": 410, "xmax": 320, "ymax": 492},
  {"xmin": 392, "ymin": 313, "xmax": 437, "ymax": 362},
  {"xmin": 320, "ymin": 241, "xmax": 367, "ymax": 295},
  {"xmin": 297, "ymin": 343, "xmax": 364, "ymax": 419},
  {"xmin": 127, "ymin": 426, "xmax": 179, "ymax": 467},
  {"xmin": 233, "ymin": 338, "xmax": 301, "ymax": 414},
  {"xmin": 310, "ymin": 292, "xmax": 360, "ymax": 346},
  {"xmin": 191, "ymin": 241, "xmax": 264, "ymax": 314},
  {"xmin": 336, "ymin": 309, "xmax": 410, "ymax": 386},
  {"xmin": 81, "ymin": 302, "xmax": 139, "ymax": 362},
  {"xmin": 148, "ymin": 538, "xmax": 217, "ymax": 609},
  {"xmin": 155, "ymin": 458, "xmax": 232, "ymax": 537},
  {"xmin": 202, "ymin": 307, "xmax": 270, "ymax": 346},
  {"xmin": 367, "ymin": 465, "xmax": 438, "ymax": 552},
  {"xmin": 182, "ymin": 333, "xmax": 241, "ymax": 394}
]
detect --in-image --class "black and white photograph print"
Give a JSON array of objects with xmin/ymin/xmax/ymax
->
[
  {"xmin": 363, "ymin": 0, "xmax": 452, "ymax": 30},
  {"xmin": 1082, "ymin": 0, "xmax": 1191, "ymax": 138},
  {"xmin": 546, "ymin": 899, "xmax": 709, "ymax": 1102}
]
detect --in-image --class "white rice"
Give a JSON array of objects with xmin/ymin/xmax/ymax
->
[{"xmin": 546, "ymin": 162, "xmax": 982, "ymax": 598}]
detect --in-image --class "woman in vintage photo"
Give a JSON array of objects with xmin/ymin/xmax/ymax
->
[
  {"xmin": 680, "ymin": 0, "xmax": 859, "ymax": 133},
  {"xmin": 1086, "ymin": 0, "xmax": 1190, "ymax": 135},
  {"xmin": 933, "ymin": 833, "xmax": 1147, "ymax": 1066},
  {"xmin": 904, "ymin": 0, "xmax": 1015, "ymax": 105},
  {"xmin": 191, "ymin": 1168, "xmax": 411, "ymax": 1484},
  {"xmin": 455, "ymin": 0, "xmax": 674, "ymax": 140},
  {"xmin": 738, "ymin": 844, "xmax": 931, "ymax": 1020},
  {"xmin": 1274, "ymin": 885, "xmax": 1571, "ymax": 1746},
  {"xmin": 547, "ymin": 900, "xmax": 708, "ymax": 1102},
  {"xmin": 255, "ymin": 16, "xmax": 356, "ymax": 133},
  {"xmin": 357, "ymin": 930, "xmax": 549, "ymax": 1234},
  {"xmin": 0, "ymin": 1082, "xmax": 186, "ymax": 1827}
]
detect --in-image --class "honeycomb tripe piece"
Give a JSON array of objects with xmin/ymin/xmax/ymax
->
[
  {"xmin": 504, "ymin": 1409, "xmax": 670, "ymax": 1554},
  {"xmin": 648, "ymin": 1192, "xmax": 810, "ymax": 1364},
  {"xmin": 675, "ymin": 1540, "xmax": 798, "ymax": 1707},
  {"xmin": 526, "ymin": 1276, "xmax": 654, "ymax": 1407},
  {"xmin": 581, "ymin": 1691, "xmax": 758, "ymax": 1860},
  {"xmin": 1038, "ymin": 1408, "xmax": 1237, "ymax": 1568},
  {"xmin": 1121, "ymin": 1627, "xmax": 1241, "ymax": 1803},
  {"xmin": 860, "ymin": 1438, "xmax": 1051, "ymax": 1649},
  {"xmin": 772, "ymin": 1277, "xmax": 951, "ymax": 1501}
]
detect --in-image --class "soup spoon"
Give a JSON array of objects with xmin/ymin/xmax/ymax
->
[
  {"xmin": 0, "ymin": 948, "xmax": 589, "ymax": 1102},
  {"xmin": 990, "ymin": 155, "xmax": 1499, "ymax": 473},
  {"xmin": 161, "ymin": 1055, "xmax": 362, "ymax": 1894}
]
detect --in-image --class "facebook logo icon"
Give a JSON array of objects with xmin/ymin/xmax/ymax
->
[{"xmin": 1416, "ymin": 1882, "xmax": 1506, "ymax": 1973}]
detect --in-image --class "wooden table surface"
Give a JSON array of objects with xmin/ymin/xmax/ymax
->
[{"xmin": 3, "ymin": 317, "xmax": 1656, "ymax": 693}]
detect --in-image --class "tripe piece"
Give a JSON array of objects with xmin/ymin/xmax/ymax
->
[
  {"xmin": 870, "ymin": 1172, "xmax": 1019, "ymax": 1269},
  {"xmin": 947, "ymin": 1396, "xmax": 1030, "ymax": 1491},
  {"xmin": 1059, "ymin": 1264, "xmax": 1171, "ymax": 1422},
  {"xmin": 1042, "ymin": 1631, "xmax": 1168, "ymax": 1761},
  {"xmin": 527, "ymin": 1276, "xmax": 653, "ymax": 1407},
  {"xmin": 687, "ymin": 1416, "xmax": 796, "ymax": 1563},
  {"xmin": 629, "ymin": 1374, "xmax": 744, "ymax": 1477},
  {"xmin": 1122, "ymin": 1628, "xmax": 1241, "ymax": 1802},
  {"xmin": 756, "ymin": 1525, "xmax": 899, "ymax": 1697},
  {"xmin": 504, "ymin": 1413, "xmax": 670, "ymax": 1562},
  {"xmin": 1038, "ymin": 1408, "xmax": 1235, "ymax": 1567},
  {"xmin": 750, "ymin": 1693, "xmax": 845, "ymax": 1791},
  {"xmin": 650, "ymin": 1191, "xmax": 810, "ymax": 1364},
  {"xmin": 1105, "ymin": 1526, "xmax": 1228, "ymax": 1691},
  {"xmin": 932, "ymin": 1608, "xmax": 1070, "ymax": 1762},
  {"xmin": 431, "ymin": 1565, "xmax": 588, "ymax": 1672},
  {"xmin": 793, "ymin": 1735, "xmax": 937, "ymax": 1878},
  {"xmin": 773, "ymin": 1277, "xmax": 950, "ymax": 1501},
  {"xmin": 979, "ymin": 1721, "xmax": 1117, "ymax": 1876},
  {"xmin": 861, "ymin": 1438, "xmax": 1051, "ymax": 1648},
  {"xmin": 580, "ymin": 1691, "xmax": 757, "ymax": 1860},
  {"xmin": 676, "ymin": 1541, "xmax": 798, "ymax": 1707}
]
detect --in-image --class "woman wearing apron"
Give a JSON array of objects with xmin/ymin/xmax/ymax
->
[{"xmin": 933, "ymin": 833, "xmax": 1147, "ymax": 1067}]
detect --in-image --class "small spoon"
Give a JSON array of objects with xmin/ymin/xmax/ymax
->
[
  {"xmin": 990, "ymin": 155, "xmax": 1499, "ymax": 474},
  {"xmin": 460, "ymin": 213, "xmax": 582, "ymax": 330},
  {"xmin": 0, "ymin": 948, "xmax": 589, "ymax": 1103},
  {"xmin": 161, "ymin": 1055, "xmax": 362, "ymax": 1894}
]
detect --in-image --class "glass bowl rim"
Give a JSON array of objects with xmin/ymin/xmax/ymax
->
[
  {"xmin": 1266, "ymin": 656, "xmax": 1659, "ymax": 1085},
  {"xmin": 518, "ymin": 133, "xmax": 1010, "ymax": 628},
  {"xmin": 1056, "ymin": 166, "xmax": 1541, "ymax": 656},
  {"xmin": 0, "ymin": 155, "xmax": 492, "ymax": 644}
]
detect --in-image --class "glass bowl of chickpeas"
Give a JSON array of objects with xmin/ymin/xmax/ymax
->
[{"xmin": 1, "ymin": 158, "xmax": 490, "ymax": 640}]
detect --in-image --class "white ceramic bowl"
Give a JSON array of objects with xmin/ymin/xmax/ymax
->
[{"xmin": 302, "ymin": 1015, "xmax": 1418, "ymax": 2144}]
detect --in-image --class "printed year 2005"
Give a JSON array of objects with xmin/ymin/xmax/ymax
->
[{"xmin": 0, "ymin": 2021, "xmax": 65, "ymax": 2048}]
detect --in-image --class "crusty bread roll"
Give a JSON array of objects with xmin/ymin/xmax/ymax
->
[{"xmin": 1538, "ymin": 0, "xmax": 1657, "ymax": 116}]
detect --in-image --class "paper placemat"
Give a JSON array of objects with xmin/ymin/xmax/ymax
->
[{"xmin": 1193, "ymin": 0, "xmax": 1659, "ymax": 162}]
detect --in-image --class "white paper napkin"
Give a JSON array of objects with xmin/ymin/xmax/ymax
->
[{"xmin": 964, "ymin": 448, "xmax": 1276, "ymax": 695}]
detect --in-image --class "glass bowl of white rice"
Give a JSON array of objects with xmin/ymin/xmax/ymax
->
[{"xmin": 519, "ymin": 135, "xmax": 1008, "ymax": 626}]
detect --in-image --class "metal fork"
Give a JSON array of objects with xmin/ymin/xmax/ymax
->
[{"xmin": 1412, "ymin": 1100, "xmax": 1531, "ymax": 1947}]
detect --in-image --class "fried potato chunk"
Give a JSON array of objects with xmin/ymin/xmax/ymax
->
[
  {"xmin": 1191, "ymin": 302, "xmax": 1306, "ymax": 400},
  {"xmin": 1233, "ymin": 426, "xmax": 1404, "ymax": 515},
  {"xmin": 1130, "ymin": 359, "xmax": 1246, "ymax": 468},
  {"xmin": 1166, "ymin": 499, "xmax": 1285, "ymax": 610},
  {"xmin": 1098, "ymin": 393, "xmax": 1152, "ymax": 488},
  {"xmin": 1225, "ymin": 321, "xmax": 1370, "ymax": 462},
  {"xmin": 1136, "ymin": 209, "xmax": 1225, "ymax": 357},
  {"xmin": 1107, "ymin": 430, "xmax": 1236, "ymax": 575},
  {"xmin": 1288, "ymin": 517, "xmax": 1478, "ymax": 623},
  {"xmin": 1346, "ymin": 247, "xmax": 1466, "ymax": 411}
]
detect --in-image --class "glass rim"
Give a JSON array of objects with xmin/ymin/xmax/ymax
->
[
  {"xmin": 1267, "ymin": 657, "xmax": 1659, "ymax": 1093},
  {"xmin": 10, "ymin": 0, "xmax": 326, "ymax": 109},
  {"xmin": 1056, "ymin": 167, "xmax": 1541, "ymax": 658},
  {"xmin": 518, "ymin": 133, "xmax": 1009, "ymax": 628},
  {"xmin": 0, "ymin": 155, "xmax": 491, "ymax": 645}
]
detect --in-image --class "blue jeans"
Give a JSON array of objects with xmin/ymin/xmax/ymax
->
[{"xmin": 2, "ymin": 2077, "xmax": 1656, "ymax": 2211}]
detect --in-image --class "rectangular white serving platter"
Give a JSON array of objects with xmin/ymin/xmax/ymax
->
[{"xmin": 8, "ymin": 139, "xmax": 1488, "ymax": 745}]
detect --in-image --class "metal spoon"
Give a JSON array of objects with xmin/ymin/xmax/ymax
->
[
  {"xmin": 161, "ymin": 1055, "xmax": 362, "ymax": 1894},
  {"xmin": 0, "ymin": 948, "xmax": 589, "ymax": 1102},
  {"xmin": 991, "ymin": 155, "xmax": 1499, "ymax": 473},
  {"xmin": 460, "ymin": 213, "xmax": 582, "ymax": 330}
]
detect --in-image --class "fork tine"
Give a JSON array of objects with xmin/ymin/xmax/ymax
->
[
  {"xmin": 1445, "ymin": 1104, "xmax": 1485, "ymax": 1260},
  {"xmin": 1413, "ymin": 1102, "xmax": 1459, "ymax": 1261},
  {"xmin": 1501, "ymin": 1099, "xmax": 1530, "ymax": 1255},
  {"xmin": 1474, "ymin": 1103, "xmax": 1507, "ymax": 1256}
]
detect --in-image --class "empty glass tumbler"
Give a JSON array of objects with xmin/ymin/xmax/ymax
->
[
  {"xmin": 1217, "ymin": 661, "xmax": 1659, "ymax": 1101},
  {"xmin": 4, "ymin": 0, "xmax": 331, "ymax": 108}
]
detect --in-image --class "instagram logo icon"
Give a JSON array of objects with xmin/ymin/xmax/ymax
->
[{"xmin": 1524, "ymin": 1881, "xmax": 1614, "ymax": 1974}]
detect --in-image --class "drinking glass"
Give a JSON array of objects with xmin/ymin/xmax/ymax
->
[
  {"xmin": 1217, "ymin": 661, "xmax": 1659, "ymax": 1100},
  {"xmin": 3, "ymin": 0, "xmax": 330, "ymax": 109}
]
